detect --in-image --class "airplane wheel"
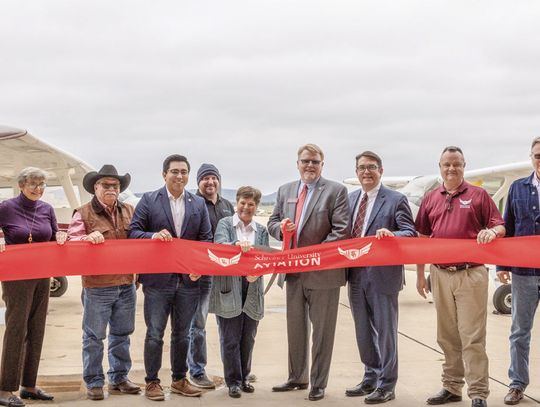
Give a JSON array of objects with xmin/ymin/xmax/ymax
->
[
  {"xmin": 493, "ymin": 284, "xmax": 512, "ymax": 314},
  {"xmin": 50, "ymin": 276, "xmax": 68, "ymax": 297}
]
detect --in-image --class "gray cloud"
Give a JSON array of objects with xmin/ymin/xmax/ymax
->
[{"xmin": 1, "ymin": 0, "xmax": 539, "ymax": 193}]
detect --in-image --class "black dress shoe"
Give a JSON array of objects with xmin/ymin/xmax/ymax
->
[
  {"xmin": 20, "ymin": 389, "xmax": 54, "ymax": 401},
  {"xmin": 365, "ymin": 388, "xmax": 395, "ymax": 404},
  {"xmin": 427, "ymin": 389, "xmax": 462, "ymax": 405},
  {"xmin": 346, "ymin": 382, "xmax": 376, "ymax": 397},
  {"xmin": 308, "ymin": 387, "xmax": 325, "ymax": 401},
  {"xmin": 241, "ymin": 381, "xmax": 255, "ymax": 393},
  {"xmin": 228, "ymin": 385, "xmax": 241, "ymax": 398},
  {"xmin": 272, "ymin": 382, "xmax": 309, "ymax": 392},
  {"xmin": 472, "ymin": 399, "xmax": 487, "ymax": 407},
  {"xmin": 0, "ymin": 394, "xmax": 25, "ymax": 407}
]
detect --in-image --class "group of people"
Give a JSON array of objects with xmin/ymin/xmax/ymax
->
[{"xmin": 0, "ymin": 139, "xmax": 539, "ymax": 407}]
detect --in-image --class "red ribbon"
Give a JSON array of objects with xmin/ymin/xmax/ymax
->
[{"xmin": 0, "ymin": 236, "xmax": 538, "ymax": 281}]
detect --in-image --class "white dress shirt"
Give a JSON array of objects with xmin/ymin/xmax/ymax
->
[
  {"xmin": 233, "ymin": 213, "xmax": 256, "ymax": 244},
  {"xmin": 167, "ymin": 188, "xmax": 185, "ymax": 237},
  {"xmin": 352, "ymin": 182, "xmax": 382, "ymax": 237},
  {"xmin": 533, "ymin": 174, "xmax": 540, "ymax": 207}
]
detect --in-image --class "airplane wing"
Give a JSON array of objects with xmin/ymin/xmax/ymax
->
[
  {"xmin": 343, "ymin": 175, "xmax": 415, "ymax": 189},
  {"xmin": 0, "ymin": 124, "xmax": 95, "ymax": 223},
  {"xmin": 343, "ymin": 161, "xmax": 532, "ymax": 216}
]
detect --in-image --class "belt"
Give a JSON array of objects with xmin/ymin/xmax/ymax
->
[{"xmin": 433, "ymin": 263, "xmax": 483, "ymax": 271}]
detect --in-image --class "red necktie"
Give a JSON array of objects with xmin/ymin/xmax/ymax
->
[
  {"xmin": 352, "ymin": 193, "xmax": 368, "ymax": 237},
  {"xmin": 292, "ymin": 185, "xmax": 308, "ymax": 247}
]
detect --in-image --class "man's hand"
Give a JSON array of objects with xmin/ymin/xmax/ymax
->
[
  {"xmin": 0, "ymin": 237, "xmax": 5, "ymax": 253},
  {"xmin": 152, "ymin": 229, "xmax": 173, "ymax": 242},
  {"xmin": 280, "ymin": 218, "xmax": 296, "ymax": 233},
  {"xmin": 477, "ymin": 228, "xmax": 497, "ymax": 244},
  {"xmin": 497, "ymin": 270, "xmax": 511, "ymax": 284},
  {"xmin": 189, "ymin": 274, "xmax": 201, "ymax": 282},
  {"xmin": 84, "ymin": 231, "xmax": 105, "ymax": 244},
  {"xmin": 56, "ymin": 231, "xmax": 68, "ymax": 245},
  {"xmin": 236, "ymin": 240, "xmax": 253, "ymax": 253},
  {"xmin": 375, "ymin": 228, "xmax": 394, "ymax": 239},
  {"xmin": 246, "ymin": 275, "xmax": 259, "ymax": 283},
  {"xmin": 416, "ymin": 265, "xmax": 430, "ymax": 299}
]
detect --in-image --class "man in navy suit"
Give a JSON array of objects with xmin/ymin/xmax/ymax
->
[
  {"xmin": 345, "ymin": 151, "xmax": 415, "ymax": 404},
  {"xmin": 129, "ymin": 154, "xmax": 212, "ymax": 402}
]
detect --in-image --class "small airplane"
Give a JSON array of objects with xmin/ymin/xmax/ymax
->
[
  {"xmin": 0, "ymin": 125, "xmax": 139, "ymax": 296},
  {"xmin": 344, "ymin": 159, "xmax": 534, "ymax": 316}
]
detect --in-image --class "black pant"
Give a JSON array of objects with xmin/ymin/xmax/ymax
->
[
  {"xmin": 217, "ymin": 313, "xmax": 259, "ymax": 387},
  {"xmin": 0, "ymin": 278, "xmax": 50, "ymax": 391}
]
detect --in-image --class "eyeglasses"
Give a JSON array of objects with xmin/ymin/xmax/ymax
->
[
  {"xmin": 357, "ymin": 164, "xmax": 379, "ymax": 172},
  {"xmin": 299, "ymin": 159, "xmax": 322, "ymax": 166},
  {"xmin": 531, "ymin": 153, "xmax": 540, "ymax": 160},
  {"xmin": 168, "ymin": 169, "xmax": 189, "ymax": 176},
  {"xmin": 26, "ymin": 182, "xmax": 47, "ymax": 191},
  {"xmin": 98, "ymin": 182, "xmax": 121, "ymax": 190}
]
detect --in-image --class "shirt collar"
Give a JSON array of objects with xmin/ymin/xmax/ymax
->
[
  {"xmin": 232, "ymin": 213, "xmax": 257, "ymax": 231},
  {"xmin": 438, "ymin": 180, "xmax": 468, "ymax": 196},
  {"xmin": 96, "ymin": 197, "xmax": 117, "ymax": 213},
  {"xmin": 362, "ymin": 182, "xmax": 381, "ymax": 199},
  {"xmin": 196, "ymin": 189, "xmax": 220, "ymax": 205},
  {"xmin": 167, "ymin": 188, "xmax": 184, "ymax": 202},
  {"xmin": 533, "ymin": 174, "xmax": 540, "ymax": 188},
  {"xmin": 300, "ymin": 177, "xmax": 320, "ymax": 191}
]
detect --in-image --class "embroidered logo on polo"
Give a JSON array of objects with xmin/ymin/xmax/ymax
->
[
  {"xmin": 459, "ymin": 198, "xmax": 472, "ymax": 209},
  {"xmin": 337, "ymin": 242, "xmax": 372, "ymax": 261},
  {"xmin": 208, "ymin": 250, "xmax": 242, "ymax": 267}
]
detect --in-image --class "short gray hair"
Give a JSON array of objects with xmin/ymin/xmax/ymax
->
[
  {"xmin": 17, "ymin": 167, "xmax": 47, "ymax": 187},
  {"xmin": 531, "ymin": 137, "xmax": 540, "ymax": 150}
]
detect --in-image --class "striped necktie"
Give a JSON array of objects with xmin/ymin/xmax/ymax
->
[{"xmin": 352, "ymin": 193, "xmax": 368, "ymax": 237}]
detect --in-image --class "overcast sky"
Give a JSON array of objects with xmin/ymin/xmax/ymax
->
[{"xmin": 1, "ymin": 1, "xmax": 539, "ymax": 193}]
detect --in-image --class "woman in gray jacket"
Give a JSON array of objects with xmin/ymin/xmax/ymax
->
[{"xmin": 209, "ymin": 186, "xmax": 269, "ymax": 398}]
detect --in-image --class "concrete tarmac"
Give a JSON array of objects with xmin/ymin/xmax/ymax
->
[{"xmin": 1, "ymin": 269, "xmax": 539, "ymax": 407}]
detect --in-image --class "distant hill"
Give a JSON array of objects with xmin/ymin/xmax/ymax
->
[
  {"xmin": 134, "ymin": 189, "xmax": 277, "ymax": 204},
  {"xmin": 221, "ymin": 189, "xmax": 276, "ymax": 204}
]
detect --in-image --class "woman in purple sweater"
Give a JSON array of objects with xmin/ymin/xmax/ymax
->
[{"xmin": 0, "ymin": 167, "xmax": 67, "ymax": 407}]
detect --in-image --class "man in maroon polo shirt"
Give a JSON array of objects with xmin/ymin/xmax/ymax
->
[{"xmin": 415, "ymin": 146, "xmax": 505, "ymax": 407}]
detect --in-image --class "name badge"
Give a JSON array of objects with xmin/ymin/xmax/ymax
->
[{"xmin": 287, "ymin": 198, "xmax": 298, "ymax": 203}]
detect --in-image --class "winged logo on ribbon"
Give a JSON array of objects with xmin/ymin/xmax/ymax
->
[
  {"xmin": 337, "ymin": 242, "xmax": 373, "ymax": 261},
  {"xmin": 208, "ymin": 249, "xmax": 242, "ymax": 267},
  {"xmin": 459, "ymin": 198, "xmax": 472, "ymax": 205}
]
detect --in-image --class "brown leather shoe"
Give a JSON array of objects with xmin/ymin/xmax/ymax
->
[
  {"xmin": 170, "ymin": 378, "xmax": 202, "ymax": 397},
  {"xmin": 87, "ymin": 387, "xmax": 104, "ymax": 400},
  {"xmin": 108, "ymin": 380, "xmax": 141, "ymax": 394},
  {"xmin": 504, "ymin": 388, "xmax": 524, "ymax": 405},
  {"xmin": 145, "ymin": 382, "xmax": 165, "ymax": 401}
]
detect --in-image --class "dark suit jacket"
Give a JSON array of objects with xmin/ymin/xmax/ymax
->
[
  {"xmin": 128, "ymin": 186, "xmax": 212, "ymax": 288},
  {"xmin": 348, "ymin": 185, "xmax": 416, "ymax": 295},
  {"xmin": 268, "ymin": 177, "xmax": 350, "ymax": 289}
]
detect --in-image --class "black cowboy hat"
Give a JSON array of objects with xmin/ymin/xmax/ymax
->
[{"xmin": 83, "ymin": 165, "xmax": 131, "ymax": 194}]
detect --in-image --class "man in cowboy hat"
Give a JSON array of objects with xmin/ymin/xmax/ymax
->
[{"xmin": 67, "ymin": 164, "xmax": 141, "ymax": 401}]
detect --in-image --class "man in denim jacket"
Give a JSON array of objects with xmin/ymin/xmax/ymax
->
[{"xmin": 497, "ymin": 136, "xmax": 540, "ymax": 405}]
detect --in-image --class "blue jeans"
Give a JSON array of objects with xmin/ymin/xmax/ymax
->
[
  {"xmin": 143, "ymin": 278, "xmax": 200, "ymax": 383},
  {"xmin": 188, "ymin": 276, "xmax": 212, "ymax": 377},
  {"xmin": 82, "ymin": 284, "xmax": 136, "ymax": 388},
  {"xmin": 509, "ymin": 274, "xmax": 540, "ymax": 390}
]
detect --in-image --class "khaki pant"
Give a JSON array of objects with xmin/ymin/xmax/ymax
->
[{"xmin": 430, "ymin": 265, "xmax": 489, "ymax": 400}]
